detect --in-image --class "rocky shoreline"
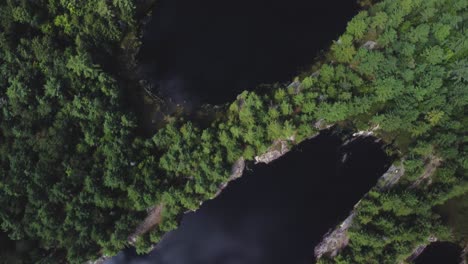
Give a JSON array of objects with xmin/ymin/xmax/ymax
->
[{"xmin": 314, "ymin": 164, "xmax": 405, "ymax": 259}]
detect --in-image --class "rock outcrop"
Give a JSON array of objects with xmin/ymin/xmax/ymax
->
[
  {"xmin": 314, "ymin": 212, "xmax": 355, "ymax": 259},
  {"xmin": 376, "ymin": 164, "xmax": 405, "ymax": 190},
  {"xmin": 403, "ymin": 236, "xmax": 438, "ymax": 263},
  {"xmin": 362, "ymin": 40, "xmax": 377, "ymax": 50},
  {"xmin": 314, "ymin": 163, "xmax": 405, "ymax": 259},
  {"xmin": 128, "ymin": 204, "xmax": 164, "ymax": 245},
  {"xmin": 255, "ymin": 139, "xmax": 292, "ymax": 164},
  {"xmin": 214, "ymin": 157, "xmax": 245, "ymax": 196}
]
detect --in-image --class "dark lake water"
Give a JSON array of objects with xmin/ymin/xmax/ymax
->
[
  {"xmin": 106, "ymin": 132, "xmax": 391, "ymax": 264},
  {"xmin": 414, "ymin": 242, "xmax": 464, "ymax": 264},
  {"xmin": 138, "ymin": 0, "xmax": 359, "ymax": 105}
]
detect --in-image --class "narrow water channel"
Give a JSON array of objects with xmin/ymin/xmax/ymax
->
[
  {"xmin": 107, "ymin": 132, "xmax": 391, "ymax": 264},
  {"xmin": 138, "ymin": 0, "xmax": 359, "ymax": 105}
]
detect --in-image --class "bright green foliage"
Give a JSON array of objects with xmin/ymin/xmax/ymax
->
[
  {"xmin": 347, "ymin": 12, "xmax": 369, "ymax": 39},
  {"xmin": 332, "ymin": 34, "xmax": 357, "ymax": 63}
]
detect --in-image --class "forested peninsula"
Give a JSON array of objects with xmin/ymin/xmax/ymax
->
[{"xmin": 0, "ymin": 0, "xmax": 467, "ymax": 263}]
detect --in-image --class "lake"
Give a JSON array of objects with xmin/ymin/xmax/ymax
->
[
  {"xmin": 106, "ymin": 132, "xmax": 390, "ymax": 263},
  {"xmin": 137, "ymin": 0, "xmax": 359, "ymax": 105}
]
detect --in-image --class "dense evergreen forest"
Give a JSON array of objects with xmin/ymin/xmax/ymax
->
[{"xmin": 0, "ymin": 0, "xmax": 466, "ymax": 263}]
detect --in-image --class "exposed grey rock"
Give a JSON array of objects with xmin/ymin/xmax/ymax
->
[
  {"xmin": 214, "ymin": 157, "xmax": 245, "ymax": 197},
  {"xmin": 0, "ymin": 97, "xmax": 6, "ymax": 107},
  {"xmin": 229, "ymin": 157, "xmax": 246, "ymax": 180},
  {"xmin": 352, "ymin": 130, "xmax": 374, "ymax": 137},
  {"xmin": 314, "ymin": 163, "xmax": 405, "ymax": 260},
  {"xmin": 376, "ymin": 164, "xmax": 405, "ymax": 190},
  {"xmin": 85, "ymin": 256, "xmax": 111, "ymax": 264},
  {"xmin": 254, "ymin": 140, "xmax": 291, "ymax": 164},
  {"xmin": 352, "ymin": 124, "xmax": 380, "ymax": 138},
  {"xmin": 461, "ymin": 245, "xmax": 468, "ymax": 264},
  {"xmin": 362, "ymin": 40, "xmax": 377, "ymax": 50},
  {"xmin": 127, "ymin": 204, "xmax": 164, "ymax": 245},
  {"xmin": 313, "ymin": 119, "xmax": 332, "ymax": 130},
  {"xmin": 410, "ymin": 156, "xmax": 441, "ymax": 188},
  {"xmin": 314, "ymin": 212, "xmax": 355, "ymax": 259},
  {"xmin": 404, "ymin": 236, "xmax": 438, "ymax": 263},
  {"xmin": 287, "ymin": 80, "xmax": 302, "ymax": 94}
]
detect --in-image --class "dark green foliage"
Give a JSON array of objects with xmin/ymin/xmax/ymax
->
[
  {"xmin": 0, "ymin": 0, "xmax": 151, "ymax": 262},
  {"xmin": 0, "ymin": 0, "xmax": 467, "ymax": 263}
]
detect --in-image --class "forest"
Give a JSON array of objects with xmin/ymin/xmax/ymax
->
[{"xmin": 0, "ymin": 0, "xmax": 467, "ymax": 263}]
